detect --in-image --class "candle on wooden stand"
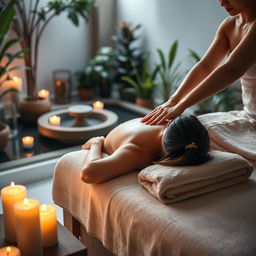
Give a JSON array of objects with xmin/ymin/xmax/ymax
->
[
  {"xmin": 40, "ymin": 204, "xmax": 58, "ymax": 247},
  {"xmin": 14, "ymin": 198, "xmax": 43, "ymax": 256},
  {"xmin": 0, "ymin": 246, "xmax": 21, "ymax": 256},
  {"xmin": 0, "ymin": 182, "xmax": 27, "ymax": 243},
  {"xmin": 22, "ymin": 136, "xmax": 34, "ymax": 149}
]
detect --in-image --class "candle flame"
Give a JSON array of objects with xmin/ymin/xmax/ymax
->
[
  {"xmin": 6, "ymin": 247, "xmax": 11, "ymax": 253},
  {"xmin": 41, "ymin": 204, "xmax": 47, "ymax": 211},
  {"xmin": 24, "ymin": 198, "xmax": 29, "ymax": 205},
  {"xmin": 56, "ymin": 80, "xmax": 62, "ymax": 86},
  {"xmin": 13, "ymin": 76, "xmax": 19, "ymax": 82},
  {"xmin": 10, "ymin": 181, "xmax": 15, "ymax": 187}
]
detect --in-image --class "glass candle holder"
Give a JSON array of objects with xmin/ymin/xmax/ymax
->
[{"xmin": 53, "ymin": 70, "xmax": 72, "ymax": 104}]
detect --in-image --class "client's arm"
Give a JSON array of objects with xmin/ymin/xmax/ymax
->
[{"xmin": 81, "ymin": 142, "xmax": 150, "ymax": 184}]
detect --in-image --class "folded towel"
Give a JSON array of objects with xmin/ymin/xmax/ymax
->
[{"xmin": 138, "ymin": 150, "xmax": 253, "ymax": 203}]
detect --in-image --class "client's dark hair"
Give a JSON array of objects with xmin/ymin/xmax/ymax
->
[{"xmin": 159, "ymin": 115, "xmax": 211, "ymax": 166}]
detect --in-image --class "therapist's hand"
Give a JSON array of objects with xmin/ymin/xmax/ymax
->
[{"xmin": 141, "ymin": 100, "xmax": 184, "ymax": 125}]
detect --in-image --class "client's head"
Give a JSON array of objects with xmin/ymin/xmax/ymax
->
[{"xmin": 160, "ymin": 115, "xmax": 210, "ymax": 166}]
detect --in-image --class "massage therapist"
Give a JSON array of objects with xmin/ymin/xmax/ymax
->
[{"xmin": 142, "ymin": 0, "xmax": 256, "ymax": 125}]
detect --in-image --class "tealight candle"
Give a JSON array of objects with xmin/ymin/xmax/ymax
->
[
  {"xmin": 22, "ymin": 136, "xmax": 34, "ymax": 149},
  {"xmin": 93, "ymin": 100, "xmax": 104, "ymax": 110},
  {"xmin": 14, "ymin": 198, "xmax": 43, "ymax": 256},
  {"xmin": 0, "ymin": 182, "xmax": 27, "ymax": 243},
  {"xmin": 0, "ymin": 246, "xmax": 21, "ymax": 256},
  {"xmin": 49, "ymin": 115, "xmax": 61, "ymax": 126},
  {"xmin": 40, "ymin": 204, "xmax": 58, "ymax": 247},
  {"xmin": 8, "ymin": 76, "xmax": 22, "ymax": 90},
  {"xmin": 38, "ymin": 89, "xmax": 49, "ymax": 99}
]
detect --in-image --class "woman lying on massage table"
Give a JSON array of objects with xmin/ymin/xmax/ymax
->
[{"xmin": 80, "ymin": 115, "xmax": 210, "ymax": 184}]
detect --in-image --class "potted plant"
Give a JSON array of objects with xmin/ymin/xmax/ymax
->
[
  {"xmin": 112, "ymin": 22, "xmax": 143, "ymax": 101},
  {"xmin": 122, "ymin": 52, "xmax": 159, "ymax": 109},
  {"xmin": 156, "ymin": 41, "xmax": 183, "ymax": 102},
  {"xmin": 187, "ymin": 50, "xmax": 242, "ymax": 114},
  {"xmin": 76, "ymin": 46, "xmax": 115, "ymax": 99},
  {"xmin": 2, "ymin": 0, "xmax": 94, "ymax": 122},
  {"xmin": 0, "ymin": 0, "xmax": 28, "ymax": 149}
]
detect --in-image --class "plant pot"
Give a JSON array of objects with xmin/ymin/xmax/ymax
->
[
  {"xmin": 78, "ymin": 88, "xmax": 95, "ymax": 101},
  {"xmin": 136, "ymin": 98, "xmax": 154, "ymax": 109},
  {"xmin": 0, "ymin": 122, "xmax": 10, "ymax": 151},
  {"xmin": 18, "ymin": 98, "xmax": 52, "ymax": 124}
]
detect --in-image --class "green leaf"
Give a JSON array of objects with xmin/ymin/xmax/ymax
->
[
  {"xmin": 168, "ymin": 40, "xmax": 178, "ymax": 69},
  {"xmin": 157, "ymin": 48, "xmax": 166, "ymax": 71},
  {"xmin": 188, "ymin": 49, "xmax": 201, "ymax": 62},
  {"xmin": 0, "ymin": 0, "xmax": 16, "ymax": 46}
]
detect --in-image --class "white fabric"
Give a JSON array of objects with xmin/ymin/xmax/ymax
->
[
  {"xmin": 52, "ymin": 150, "xmax": 256, "ymax": 256},
  {"xmin": 138, "ymin": 150, "xmax": 253, "ymax": 204},
  {"xmin": 198, "ymin": 110, "xmax": 256, "ymax": 167},
  {"xmin": 241, "ymin": 62, "xmax": 256, "ymax": 119}
]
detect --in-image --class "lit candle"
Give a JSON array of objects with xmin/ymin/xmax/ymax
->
[
  {"xmin": 22, "ymin": 136, "xmax": 34, "ymax": 149},
  {"xmin": 38, "ymin": 89, "xmax": 49, "ymax": 99},
  {"xmin": 40, "ymin": 204, "xmax": 58, "ymax": 247},
  {"xmin": 48, "ymin": 115, "xmax": 61, "ymax": 126},
  {"xmin": 0, "ymin": 246, "xmax": 21, "ymax": 256},
  {"xmin": 8, "ymin": 76, "xmax": 22, "ymax": 90},
  {"xmin": 93, "ymin": 100, "xmax": 104, "ymax": 110},
  {"xmin": 0, "ymin": 182, "xmax": 27, "ymax": 243},
  {"xmin": 14, "ymin": 198, "xmax": 43, "ymax": 256},
  {"xmin": 55, "ymin": 80, "xmax": 62, "ymax": 87}
]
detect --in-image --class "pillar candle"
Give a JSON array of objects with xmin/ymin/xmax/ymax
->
[
  {"xmin": 14, "ymin": 198, "xmax": 43, "ymax": 256},
  {"xmin": 0, "ymin": 246, "xmax": 21, "ymax": 256},
  {"xmin": 0, "ymin": 182, "xmax": 27, "ymax": 243},
  {"xmin": 39, "ymin": 204, "xmax": 58, "ymax": 247}
]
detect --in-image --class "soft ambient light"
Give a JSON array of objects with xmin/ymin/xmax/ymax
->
[
  {"xmin": 14, "ymin": 198, "xmax": 43, "ymax": 256},
  {"xmin": 40, "ymin": 204, "xmax": 58, "ymax": 247},
  {"xmin": 49, "ymin": 115, "xmax": 61, "ymax": 126},
  {"xmin": 93, "ymin": 100, "xmax": 104, "ymax": 110},
  {"xmin": 0, "ymin": 246, "xmax": 21, "ymax": 256},
  {"xmin": 38, "ymin": 89, "xmax": 49, "ymax": 98},
  {"xmin": 22, "ymin": 136, "xmax": 34, "ymax": 149},
  {"xmin": 0, "ymin": 183, "xmax": 27, "ymax": 243},
  {"xmin": 7, "ymin": 76, "xmax": 22, "ymax": 90}
]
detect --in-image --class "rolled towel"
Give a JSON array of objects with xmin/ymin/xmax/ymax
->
[{"xmin": 138, "ymin": 150, "xmax": 254, "ymax": 203}]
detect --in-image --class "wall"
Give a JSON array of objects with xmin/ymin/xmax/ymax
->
[
  {"xmin": 11, "ymin": 0, "xmax": 227, "ymax": 96},
  {"xmin": 116, "ymin": 0, "xmax": 227, "ymax": 72}
]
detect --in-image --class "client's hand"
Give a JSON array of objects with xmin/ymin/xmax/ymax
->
[
  {"xmin": 141, "ymin": 100, "xmax": 183, "ymax": 125},
  {"xmin": 82, "ymin": 136, "xmax": 105, "ymax": 150}
]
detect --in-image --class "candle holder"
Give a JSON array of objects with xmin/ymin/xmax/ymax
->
[{"xmin": 53, "ymin": 70, "xmax": 72, "ymax": 104}]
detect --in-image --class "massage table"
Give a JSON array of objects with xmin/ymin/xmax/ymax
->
[{"xmin": 52, "ymin": 150, "xmax": 256, "ymax": 256}]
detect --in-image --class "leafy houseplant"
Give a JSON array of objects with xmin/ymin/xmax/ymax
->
[
  {"xmin": 156, "ymin": 40, "xmax": 182, "ymax": 102},
  {"xmin": 0, "ymin": 0, "xmax": 26, "ymax": 149},
  {"xmin": 1, "ymin": 0, "xmax": 94, "ymax": 101},
  {"xmin": 112, "ymin": 22, "xmax": 143, "ymax": 102},
  {"xmin": 76, "ymin": 46, "xmax": 115, "ymax": 99},
  {"xmin": 112, "ymin": 22, "xmax": 143, "ymax": 87},
  {"xmin": 122, "ymin": 52, "xmax": 159, "ymax": 108},
  {"xmin": 0, "ymin": 0, "xmax": 27, "ymax": 99},
  {"xmin": 187, "ymin": 50, "xmax": 242, "ymax": 114}
]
